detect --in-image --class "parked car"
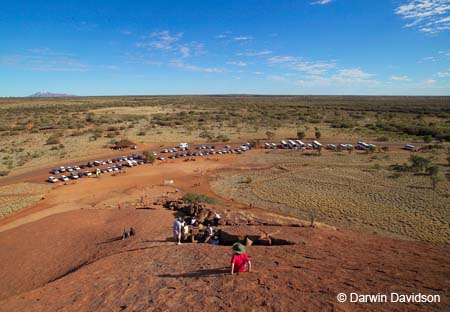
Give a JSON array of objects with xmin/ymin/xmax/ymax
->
[
  {"xmin": 59, "ymin": 166, "xmax": 66, "ymax": 172},
  {"xmin": 106, "ymin": 167, "xmax": 113, "ymax": 172},
  {"xmin": 50, "ymin": 169, "xmax": 60, "ymax": 174},
  {"xmin": 73, "ymin": 165, "xmax": 81, "ymax": 171},
  {"xmin": 78, "ymin": 172, "xmax": 85, "ymax": 178},
  {"xmin": 157, "ymin": 156, "xmax": 165, "ymax": 160},
  {"xmin": 404, "ymin": 144, "xmax": 417, "ymax": 151},
  {"xmin": 48, "ymin": 176, "xmax": 59, "ymax": 183},
  {"xmin": 70, "ymin": 173, "xmax": 79, "ymax": 179},
  {"xmin": 84, "ymin": 171, "xmax": 92, "ymax": 176},
  {"xmin": 60, "ymin": 175, "xmax": 69, "ymax": 182},
  {"xmin": 66, "ymin": 166, "xmax": 73, "ymax": 172}
]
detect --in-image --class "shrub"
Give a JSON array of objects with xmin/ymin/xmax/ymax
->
[
  {"xmin": 314, "ymin": 130, "xmax": 321, "ymax": 139},
  {"xmin": 182, "ymin": 193, "xmax": 217, "ymax": 204},
  {"xmin": 266, "ymin": 131, "xmax": 275, "ymax": 140},
  {"xmin": 0, "ymin": 170, "xmax": 9, "ymax": 176},
  {"xmin": 46, "ymin": 136, "xmax": 61, "ymax": 145},
  {"xmin": 297, "ymin": 131, "xmax": 305, "ymax": 140},
  {"xmin": 409, "ymin": 155, "xmax": 431, "ymax": 172}
]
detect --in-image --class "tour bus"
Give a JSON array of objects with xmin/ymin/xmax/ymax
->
[
  {"xmin": 295, "ymin": 140, "xmax": 305, "ymax": 147},
  {"xmin": 288, "ymin": 140, "xmax": 297, "ymax": 148},
  {"xmin": 404, "ymin": 144, "xmax": 417, "ymax": 151},
  {"xmin": 356, "ymin": 141, "xmax": 371, "ymax": 150},
  {"xmin": 280, "ymin": 140, "xmax": 289, "ymax": 149},
  {"xmin": 312, "ymin": 140, "xmax": 322, "ymax": 149},
  {"xmin": 327, "ymin": 144, "xmax": 336, "ymax": 150}
]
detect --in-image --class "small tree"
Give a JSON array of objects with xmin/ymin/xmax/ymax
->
[
  {"xmin": 297, "ymin": 130, "xmax": 305, "ymax": 140},
  {"xmin": 409, "ymin": 155, "xmax": 431, "ymax": 172},
  {"xmin": 423, "ymin": 135, "xmax": 433, "ymax": 143},
  {"xmin": 143, "ymin": 151, "xmax": 156, "ymax": 163},
  {"xmin": 347, "ymin": 145, "xmax": 354, "ymax": 154},
  {"xmin": 265, "ymin": 131, "xmax": 275, "ymax": 140},
  {"xmin": 427, "ymin": 166, "xmax": 442, "ymax": 190},
  {"xmin": 315, "ymin": 130, "xmax": 321, "ymax": 140}
]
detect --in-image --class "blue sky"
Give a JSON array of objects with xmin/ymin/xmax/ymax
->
[{"xmin": 1, "ymin": 0, "xmax": 450, "ymax": 96}]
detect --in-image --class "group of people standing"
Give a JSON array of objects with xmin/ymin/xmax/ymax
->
[
  {"xmin": 172, "ymin": 215, "xmax": 252, "ymax": 275},
  {"xmin": 172, "ymin": 214, "xmax": 220, "ymax": 245}
]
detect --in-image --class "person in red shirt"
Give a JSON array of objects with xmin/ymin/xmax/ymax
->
[{"xmin": 230, "ymin": 242, "xmax": 252, "ymax": 275}]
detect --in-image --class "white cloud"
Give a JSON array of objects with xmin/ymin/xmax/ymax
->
[
  {"xmin": 137, "ymin": 30, "xmax": 183, "ymax": 50},
  {"xmin": 268, "ymin": 75, "xmax": 288, "ymax": 82},
  {"xmin": 390, "ymin": 75, "xmax": 411, "ymax": 81},
  {"xmin": 226, "ymin": 61, "xmax": 248, "ymax": 66},
  {"xmin": 180, "ymin": 46, "xmax": 190, "ymax": 58},
  {"xmin": 336, "ymin": 68, "xmax": 375, "ymax": 80},
  {"xmin": 136, "ymin": 30, "xmax": 205, "ymax": 58},
  {"xmin": 268, "ymin": 55, "xmax": 336, "ymax": 74},
  {"xmin": 311, "ymin": 0, "xmax": 333, "ymax": 4},
  {"xmin": 233, "ymin": 36, "xmax": 254, "ymax": 41},
  {"xmin": 437, "ymin": 69, "xmax": 450, "ymax": 76},
  {"xmin": 0, "ymin": 48, "xmax": 92, "ymax": 72},
  {"xmin": 169, "ymin": 60, "xmax": 223, "ymax": 73},
  {"xmin": 236, "ymin": 50, "xmax": 272, "ymax": 56},
  {"xmin": 395, "ymin": 0, "xmax": 450, "ymax": 34}
]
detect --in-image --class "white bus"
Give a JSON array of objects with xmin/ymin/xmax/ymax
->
[
  {"xmin": 404, "ymin": 144, "xmax": 417, "ymax": 151},
  {"xmin": 295, "ymin": 140, "xmax": 305, "ymax": 147},
  {"xmin": 312, "ymin": 140, "xmax": 322, "ymax": 149}
]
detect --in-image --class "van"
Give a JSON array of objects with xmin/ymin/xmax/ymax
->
[
  {"xmin": 404, "ymin": 144, "xmax": 417, "ymax": 151},
  {"xmin": 312, "ymin": 140, "xmax": 322, "ymax": 149}
]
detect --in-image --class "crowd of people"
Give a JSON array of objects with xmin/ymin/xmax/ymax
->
[{"xmin": 172, "ymin": 214, "xmax": 221, "ymax": 245}]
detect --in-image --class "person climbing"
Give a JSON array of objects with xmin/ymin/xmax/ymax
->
[
  {"xmin": 173, "ymin": 217, "xmax": 183, "ymax": 245},
  {"xmin": 203, "ymin": 224, "xmax": 214, "ymax": 243},
  {"xmin": 122, "ymin": 229, "xmax": 129, "ymax": 240},
  {"xmin": 182, "ymin": 223, "xmax": 190, "ymax": 242},
  {"xmin": 230, "ymin": 242, "xmax": 252, "ymax": 275},
  {"xmin": 213, "ymin": 212, "xmax": 221, "ymax": 226},
  {"xmin": 129, "ymin": 227, "xmax": 135, "ymax": 236}
]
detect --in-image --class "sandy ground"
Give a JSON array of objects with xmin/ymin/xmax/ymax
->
[{"xmin": 0, "ymin": 149, "xmax": 448, "ymax": 311}]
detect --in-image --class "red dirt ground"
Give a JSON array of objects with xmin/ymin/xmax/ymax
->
[{"xmin": 0, "ymin": 150, "xmax": 448, "ymax": 312}]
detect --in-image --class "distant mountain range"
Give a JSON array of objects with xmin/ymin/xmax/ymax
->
[{"xmin": 29, "ymin": 92, "xmax": 77, "ymax": 97}]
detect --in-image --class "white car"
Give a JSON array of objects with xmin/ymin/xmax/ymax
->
[
  {"xmin": 73, "ymin": 165, "xmax": 81, "ymax": 171},
  {"xmin": 59, "ymin": 166, "xmax": 66, "ymax": 172},
  {"xmin": 70, "ymin": 173, "xmax": 79, "ymax": 179},
  {"xmin": 106, "ymin": 167, "xmax": 113, "ymax": 172},
  {"xmin": 60, "ymin": 175, "xmax": 69, "ymax": 182},
  {"xmin": 84, "ymin": 171, "xmax": 92, "ymax": 176},
  {"xmin": 112, "ymin": 166, "xmax": 119, "ymax": 171},
  {"xmin": 66, "ymin": 166, "xmax": 73, "ymax": 172},
  {"xmin": 48, "ymin": 176, "xmax": 59, "ymax": 183}
]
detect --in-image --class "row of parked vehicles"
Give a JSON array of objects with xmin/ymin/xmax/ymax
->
[
  {"xmin": 264, "ymin": 140, "xmax": 377, "ymax": 151},
  {"xmin": 158, "ymin": 143, "xmax": 251, "ymax": 160},
  {"xmin": 47, "ymin": 143, "xmax": 253, "ymax": 183},
  {"xmin": 47, "ymin": 154, "xmax": 151, "ymax": 183}
]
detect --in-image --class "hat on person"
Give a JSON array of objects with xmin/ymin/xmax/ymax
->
[{"xmin": 232, "ymin": 242, "xmax": 246, "ymax": 254}]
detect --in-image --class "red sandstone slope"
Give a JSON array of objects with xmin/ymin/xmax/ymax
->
[{"xmin": 0, "ymin": 204, "xmax": 448, "ymax": 312}]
